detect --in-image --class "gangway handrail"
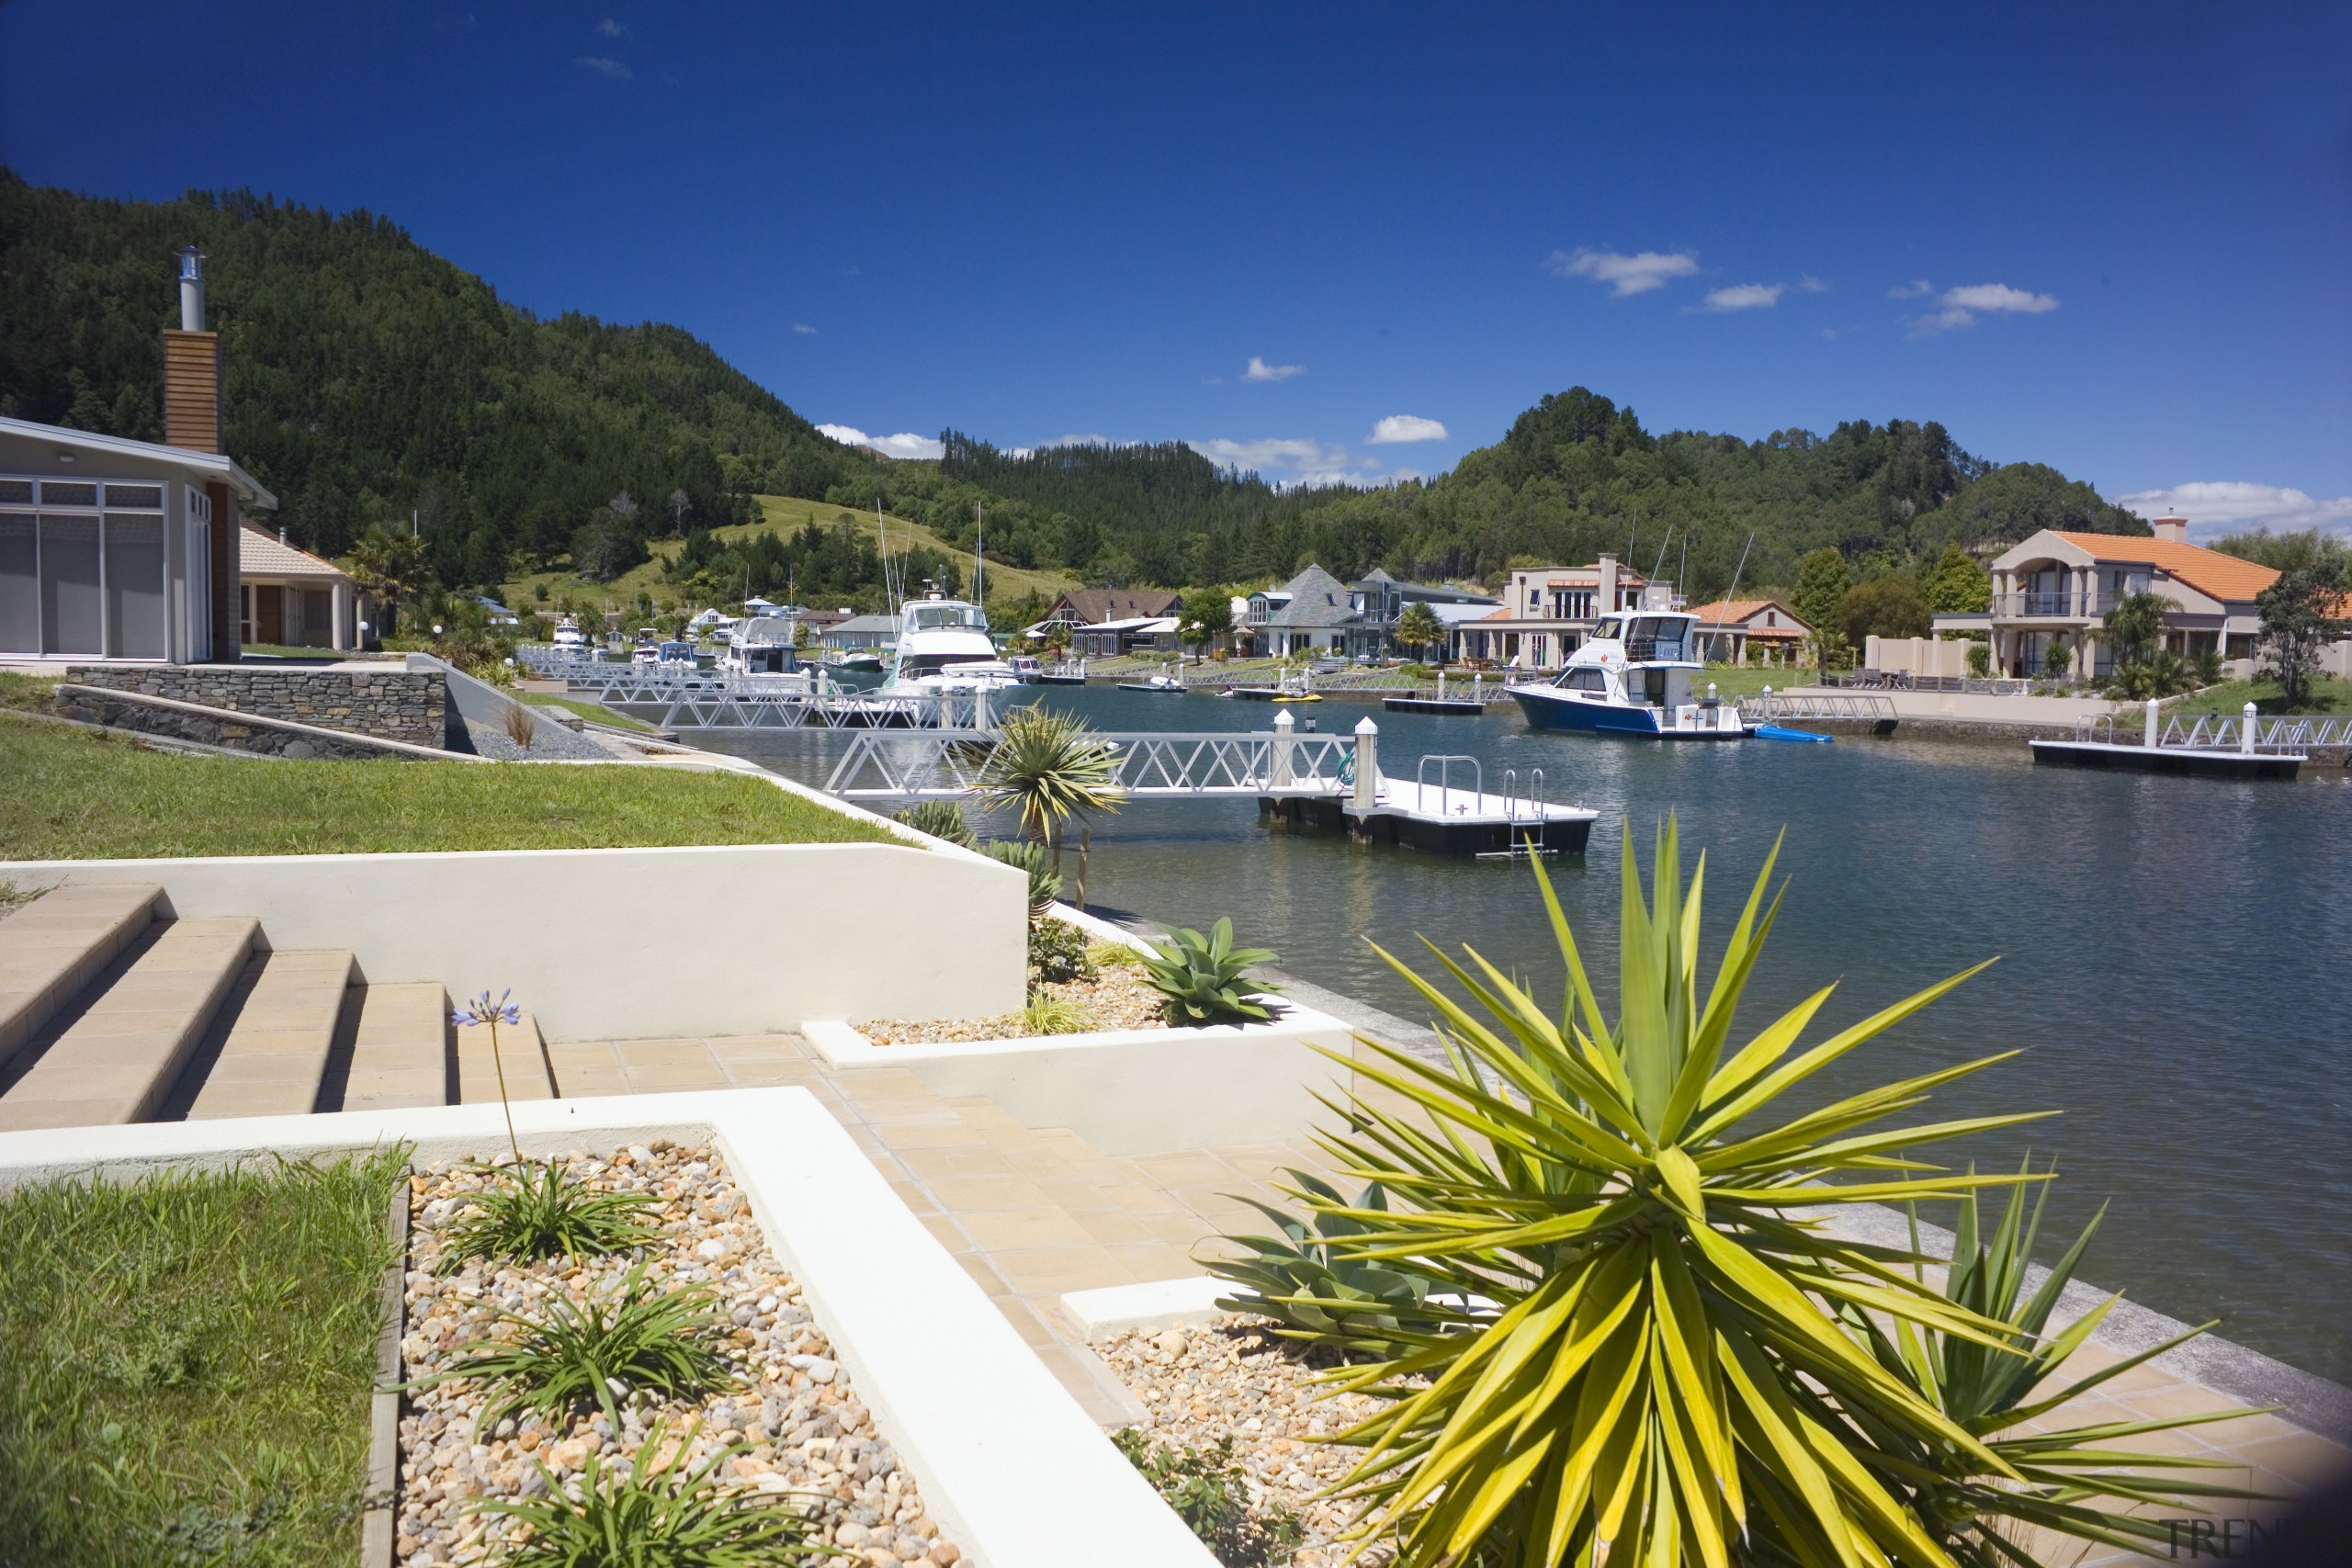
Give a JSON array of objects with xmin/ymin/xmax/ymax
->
[{"xmin": 1418, "ymin": 753, "xmax": 1482, "ymax": 806}]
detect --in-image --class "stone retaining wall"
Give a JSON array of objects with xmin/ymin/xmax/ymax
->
[
  {"xmin": 51, "ymin": 685, "xmax": 448, "ymax": 761},
  {"xmin": 65, "ymin": 664, "xmax": 444, "ymax": 748}
]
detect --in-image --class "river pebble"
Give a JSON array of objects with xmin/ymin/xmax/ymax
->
[{"xmin": 397, "ymin": 1145, "xmax": 960, "ymax": 1568}]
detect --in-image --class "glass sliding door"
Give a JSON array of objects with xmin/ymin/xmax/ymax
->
[
  {"xmin": 0, "ymin": 510, "xmax": 35, "ymax": 655},
  {"xmin": 39, "ymin": 513, "xmax": 103, "ymax": 655},
  {"xmin": 102, "ymin": 512, "xmax": 166, "ymax": 658}
]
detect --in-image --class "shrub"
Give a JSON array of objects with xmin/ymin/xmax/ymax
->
[
  {"xmin": 892, "ymin": 800, "xmax": 976, "ymax": 848},
  {"xmin": 477, "ymin": 1418, "xmax": 821, "ymax": 1566},
  {"xmin": 984, "ymin": 838, "xmax": 1062, "ymax": 918},
  {"xmin": 1027, "ymin": 916, "xmax": 1096, "ymax": 985},
  {"xmin": 1967, "ymin": 641, "xmax": 1992, "ymax": 677},
  {"xmin": 1021, "ymin": 990, "xmax": 1094, "ymax": 1036},
  {"xmin": 1089, "ymin": 939, "xmax": 1143, "ymax": 971},
  {"xmin": 1208, "ymin": 1171, "xmax": 1443, "ymax": 1356},
  {"xmin": 1139, "ymin": 918, "xmax": 1283, "ymax": 1024},
  {"xmin": 1301, "ymin": 818, "xmax": 2047, "ymax": 1564},
  {"xmin": 1111, "ymin": 1428, "xmax": 1303, "ymax": 1568},
  {"xmin": 439, "ymin": 1161, "xmax": 663, "ymax": 1271},
  {"xmin": 426, "ymin": 1262, "xmax": 737, "ymax": 1432}
]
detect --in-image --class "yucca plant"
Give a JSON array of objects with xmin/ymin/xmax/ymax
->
[
  {"xmin": 965, "ymin": 706, "xmax": 1124, "ymax": 873},
  {"xmin": 1293, "ymin": 818, "xmax": 2052, "ymax": 1567},
  {"xmin": 892, "ymin": 799, "xmax": 978, "ymax": 848},
  {"xmin": 440, "ymin": 1161, "xmax": 665, "ymax": 1272},
  {"xmin": 1815, "ymin": 1168, "xmax": 2269, "ymax": 1565},
  {"xmin": 476, "ymin": 1418, "xmax": 821, "ymax": 1566},
  {"xmin": 424, "ymin": 1263, "xmax": 737, "ymax": 1433},
  {"xmin": 1208, "ymin": 1171, "xmax": 1445, "ymax": 1356},
  {"xmin": 1141, "ymin": 918, "xmax": 1283, "ymax": 1025}
]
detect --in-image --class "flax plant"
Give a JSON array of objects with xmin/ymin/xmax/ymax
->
[{"xmin": 1294, "ymin": 819, "xmax": 2054, "ymax": 1568}]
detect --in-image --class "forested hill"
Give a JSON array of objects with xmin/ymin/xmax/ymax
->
[
  {"xmin": 2, "ymin": 170, "xmax": 2143, "ymax": 604},
  {"xmin": 0, "ymin": 170, "xmax": 874, "ymax": 585},
  {"xmin": 923, "ymin": 392, "xmax": 2148, "ymax": 601}
]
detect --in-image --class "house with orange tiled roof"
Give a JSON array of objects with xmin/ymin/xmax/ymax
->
[
  {"xmin": 1684, "ymin": 598, "xmax": 1810, "ymax": 666},
  {"xmin": 1980, "ymin": 515, "xmax": 2278, "ymax": 679},
  {"xmin": 239, "ymin": 523, "xmax": 358, "ymax": 651}
]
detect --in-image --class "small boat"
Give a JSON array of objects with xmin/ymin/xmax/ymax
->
[
  {"xmin": 830, "ymin": 651, "xmax": 886, "ymax": 674},
  {"xmin": 1009, "ymin": 656, "xmax": 1045, "ymax": 683},
  {"xmin": 1753, "ymin": 724, "xmax": 1832, "ymax": 744},
  {"xmin": 1117, "ymin": 672, "xmax": 1188, "ymax": 694},
  {"xmin": 882, "ymin": 594, "xmax": 1022, "ymax": 694},
  {"xmin": 1508, "ymin": 611, "xmax": 1747, "ymax": 739},
  {"xmin": 551, "ymin": 616, "xmax": 590, "ymax": 656}
]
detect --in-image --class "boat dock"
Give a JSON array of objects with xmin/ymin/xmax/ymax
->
[
  {"xmin": 823, "ymin": 712, "xmax": 1598, "ymax": 857},
  {"xmin": 2028, "ymin": 701, "xmax": 2329, "ymax": 780}
]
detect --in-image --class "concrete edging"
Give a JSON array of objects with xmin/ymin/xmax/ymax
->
[
  {"xmin": 361, "ymin": 1168, "xmax": 409, "ymax": 1567},
  {"xmin": 0, "ymin": 1089, "xmax": 1218, "ymax": 1568},
  {"xmin": 801, "ymin": 999, "xmax": 1356, "ymax": 1156}
]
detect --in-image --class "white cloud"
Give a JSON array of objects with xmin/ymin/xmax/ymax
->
[
  {"xmin": 1904, "ymin": 282, "xmax": 2061, "ymax": 336},
  {"xmin": 1242, "ymin": 355, "xmax": 1304, "ymax": 383},
  {"xmin": 1189, "ymin": 437, "xmax": 1340, "ymax": 473},
  {"xmin": 1365, "ymin": 415, "xmax": 1447, "ymax": 445},
  {"xmin": 1040, "ymin": 434, "xmax": 1117, "ymax": 447},
  {"xmin": 1798, "ymin": 275, "xmax": 1829, "ymax": 293},
  {"xmin": 1889, "ymin": 279, "xmax": 1935, "ymax": 299},
  {"xmin": 1940, "ymin": 283, "xmax": 2059, "ymax": 315},
  {"xmin": 1701, "ymin": 283, "xmax": 1784, "ymax": 312},
  {"xmin": 816, "ymin": 424, "xmax": 944, "ymax": 460},
  {"xmin": 595, "ymin": 17, "xmax": 630, "ymax": 38},
  {"xmin": 1545, "ymin": 247, "xmax": 1700, "ymax": 297},
  {"xmin": 790, "ymin": 322, "xmax": 816, "ymax": 335},
  {"xmin": 573, "ymin": 55, "xmax": 632, "ymax": 79},
  {"xmin": 2112, "ymin": 481, "xmax": 2352, "ymax": 538}
]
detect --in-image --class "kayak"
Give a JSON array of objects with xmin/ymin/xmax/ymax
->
[{"xmin": 1753, "ymin": 725, "xmax": 1832, "ymax": 743}]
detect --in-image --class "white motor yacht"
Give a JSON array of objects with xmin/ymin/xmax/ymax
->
[
  {"xmin": 883, "ymin": 595, "xmax": 1020, "ymax": 694},
  {"xmin": 1507, "ymin": 610, "xmax": 1747, "ymax": 739}
]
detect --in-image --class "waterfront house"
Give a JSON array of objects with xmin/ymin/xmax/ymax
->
[
  {"xmin": 1070, "ymin": 615, "xmax": 1181, "ymax": 659},
  {"xmin": 0, "ymin": 249, "xmax": 269, "ymax": 665},
  {"xmin": 1249, "ymin": 564, "xmax": 1363, "ymax": 658},
  {"xmin": 821, "ymin": 613, "xmax": 898, "ymax": 651},
  {"xmin": 1039, "ymin": 588, "xmax": 1181, "ymax": 634},
  {"xmin": 1453, "ymin": 555, "xmax": 1658, "ymax": 670},
  {"xmin": 239, "ymin": 525, "xmax": 358, "ymax": 650},
  {"xmin": 1685, "ymin": 598, "xmax": 1810, "ymax": 666},
  {"xmin": 1963, "ymin": 517, "xmax": 2278, "ymax": 679},
  {"xmin": 1348, "ymin": 569, "xmax": 1498, "ymax": 658}
]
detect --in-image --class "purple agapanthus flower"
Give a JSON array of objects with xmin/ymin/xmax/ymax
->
[{"xmin": 452, "ymin": 988, "xmax": 522, "ymax": 1029}]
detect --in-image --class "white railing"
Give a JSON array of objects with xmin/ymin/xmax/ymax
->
[
  {"xmin": 1747, "ymin": 691, "xmax": 1898, "ymax": 722},
  {"xmin": 823, "ymin": 728, "xmax": 1358, "ymax": 797}
]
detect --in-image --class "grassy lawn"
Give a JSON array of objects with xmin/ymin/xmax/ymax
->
[
  {"xmin": 2166, "ymin": 675, "xmax": 2352, "ymax": 716},
  {"xmin": 521, "ymin": 691, "xmax": 656, "ymax": 733},
  {"xmin": 0, "ymin": 1150, "xmax": 404, "ymax": 1566},
  {"xmin": 0, "ymin": 711, "xmax": 892, "ymax": 860}
]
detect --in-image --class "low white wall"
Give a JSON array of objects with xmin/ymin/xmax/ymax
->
[
  {"xmin": 0, "ymin": 843, "xmax": 1026, "ymax": 1041},
  {"xmin": 803, "ymin": 1000, "xmax": 1355, "ymax": 1156},
  {"xmin": 0, "ymin": 1089, "xmax": 1217, "ymax": 1568},
  {"xmin": 1863, "ymin": 635, "xmax": 1975, "ymax": 679}
]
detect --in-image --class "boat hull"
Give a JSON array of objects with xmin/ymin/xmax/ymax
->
[{"xmin": 1509, "ymin": 685, "xmax": 1746, "ymax": 739}]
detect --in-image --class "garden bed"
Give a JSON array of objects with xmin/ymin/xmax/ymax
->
[
  {"xmin": 0, "ymin": 1148, "xmax": 405, "ymax": 1565},
  {"xmin": 1098, "ymin": 1315, "xmax": 1385, "ymax": 1567},
  {"xmin": 854, "ymin": 957, "xmax": 1171, "ymax": 1043},
  {"xmin": 398, "ymin": 1142, "xmax": 963, "ymax": 1567}
]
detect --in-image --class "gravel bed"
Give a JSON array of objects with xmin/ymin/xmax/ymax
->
[
  {"xmin": 1099, "ymin": 1316, "xmax": 1391, "ymax": 1566},
  {"xmin": 856, "ymin": 959, "xmax": 1172, "ymax": 1044},
  {"xmin": 456, "ymin": 711, "xmax": 615, "ymax": 761},
  {"xmin": 398, "ymin": 1143, "xmax": 963, "ymax": 1567}
]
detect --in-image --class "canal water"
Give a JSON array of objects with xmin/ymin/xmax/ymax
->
[{"xmin": 695, "ymin": 686, "xmax": 2352, "ymax": 1386}]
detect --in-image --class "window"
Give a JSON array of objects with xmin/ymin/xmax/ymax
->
[
  {"xmin": 1558, "ymin": 666, "xmax": 1608, "ymax": 693},
  {"xmin": 105, "ymin": 513, "xmax": 165, "ymax": 658},
  {"xmin": 0, "ymin": 474, "xmax": 175, "ymax": 659},
  {"xmin": 0, "ymin": 512, "xmax": 33, "ymax": 654}
]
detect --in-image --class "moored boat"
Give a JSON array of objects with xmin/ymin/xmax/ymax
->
[{"xmin": 1507, "ymin": 610, "xmax": 1747, "ymax": 739}]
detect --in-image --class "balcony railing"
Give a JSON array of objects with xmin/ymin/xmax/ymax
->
[{"xmin": 1993, "ymin": 592, "xmax": 2091, "ymax": 617}]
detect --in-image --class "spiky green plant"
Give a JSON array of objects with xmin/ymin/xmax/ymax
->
[
  {"xmin": 1021, "ymin": 989, "xmax": 1094, "ymax": 1036},
  {"xmin": 475, "ymin": 1418, "xmax": 821, "ymax": 1566},
  {"xmin": 1295, "ymin": 818, "xmax": 2052, "ymax": 1567},
  {"xmin": 1112, "ymin": 1428, "xmax": 1306, "ymax": 1568},
  {"xmin": 1818, "ymin": 1168, "xmax": 2270, "ymax": 1565},
  {"xmin": 966, "ymin": 706, "xmax": 1123, "ymax": 871},
  {"xmin": 439, "ymin": 1162, "xmax": 664, "ymax": 1271},
  {"xmin": 424, "ymin": 1263, "xmax": 737, "ymax": 1433},
  {"xmin": 986, "ymin": 839, "xmax": 1064, "ymax": 919},
  {"xmin": 1207, "ymin": 1171, "xmax": 1445, "ymax": 1356},
  {"xmin": 892, "ymin": 799, "xmax": 977, "ymax": 848},
  {"xmin": 1140, "ymin": 918, "xmax": 1283, "ymax": 1025}
]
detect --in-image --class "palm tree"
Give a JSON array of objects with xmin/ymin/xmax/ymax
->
[
  {"xmin": 1396, "ymin": 602, "xmax": 1444, "ymax": 663},
  {"xmin": 968, "ymin": 707, "xmax": 1124, "ymax": 874}
]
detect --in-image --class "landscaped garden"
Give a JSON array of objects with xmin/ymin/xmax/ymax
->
[
  {"xmin": 0, "ymin": 709, "xmax": 894, "ymax": 860},
  {"xmin": 0, "ymin": 1149, "xmax": 406, "ymax": 1565}
]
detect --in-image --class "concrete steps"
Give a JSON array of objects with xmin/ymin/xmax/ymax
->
[
  {"xmin": 182, "ymin": 950, "xmax": 357, "ymax": 1121},
  {"xmin": 455, "ymin": 1010, "xmax": 554, "ymax": 1104},
  {"xmin": 0, "ymin": 883, "xmax": 164, "ymax": 1067},
  {"xmin": 0, "ymin": 916, "xmax": 259, "ymax": 1131},
  {"xmin": 334, "ymin": 982, "xmax": 453, "ymax": 1111}
]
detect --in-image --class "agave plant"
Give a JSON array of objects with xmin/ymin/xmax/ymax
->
[
  {"xmin": 984, "ymin": 838, "xmax": 1064, "ymax": 919},
  {"xmin": 1818, "ymin": 1168, "xmax": 2268, "ymax": 1565},
  {"xmin": 892, "ymin": 799, "xmax": 978, "ymax": 848},
  {"xmin": 1141, "ymin": 918, "xmax": 1283, "ymax": 1025},
  {"xmin": 966, "ymin": 706, "xmax": 1123, "ymax": 872},
  {"xmin": 1207, "ymin": 1171, "xmax": 1445, "ymax": 1356},
  {"xmin": 1299, "ymin": 819, "xmax": 2052, "ymax": 1567}
]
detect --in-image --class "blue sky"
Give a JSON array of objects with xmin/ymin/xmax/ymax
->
[{"xmin": 5, "ymin": 1, "xmax": 2348, "ymax": 534}]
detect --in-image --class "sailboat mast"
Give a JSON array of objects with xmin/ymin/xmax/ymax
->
[{"xmin": 973, "ymin": 501, "xmax": 984, "ymax": 608}]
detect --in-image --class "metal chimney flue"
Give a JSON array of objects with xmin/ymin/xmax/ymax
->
[{"xmin": 176, "ymin": 245, "xmax": 207, "ymax": 331}]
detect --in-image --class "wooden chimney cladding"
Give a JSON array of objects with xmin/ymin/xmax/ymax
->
[{"xmin": 162, "ymin": 329, "xmax": 223, "ymax": 453}]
